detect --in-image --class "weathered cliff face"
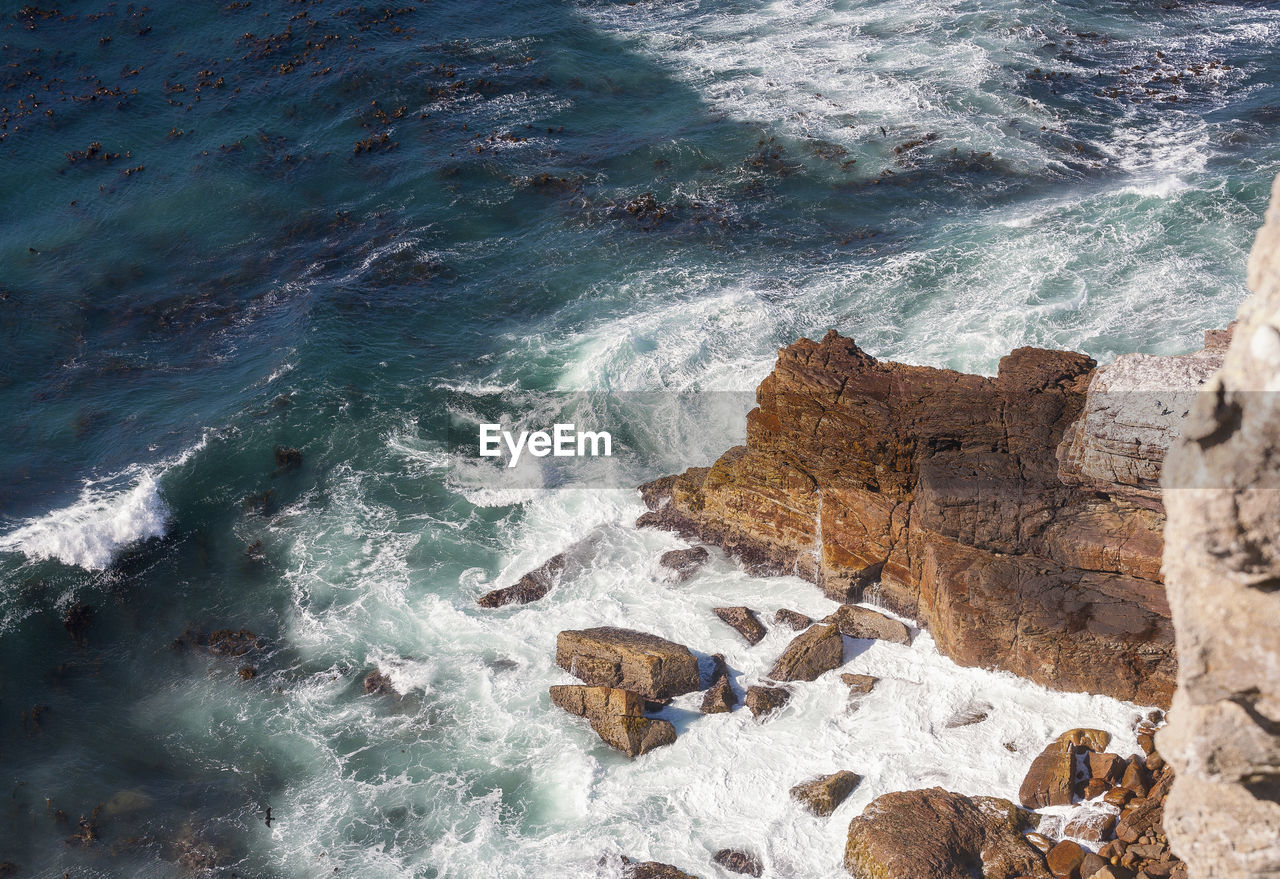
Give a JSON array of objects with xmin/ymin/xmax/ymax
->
[
  {"xmin": 1161, "ymin": 175, "xmax": 1280, "ymax": 876},
  {"xmin": 643, "ymin": 327, "xmax": 1226, "ymax": 706}
]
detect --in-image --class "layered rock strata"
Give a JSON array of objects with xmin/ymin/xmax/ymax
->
[
  {"xmin": 641, "ymin": 328, "xmax": 1229, "ymax": 705},
  {"xmin": 1161, "ymin": 174, "xmax": 1280, "ymax": 875}
]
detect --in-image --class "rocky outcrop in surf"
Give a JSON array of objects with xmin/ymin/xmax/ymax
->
[
  {"xmin": 1161, "ymin": 173, "xmax": 1280, "ymax": 877},
  {"xmin": 640, "ymin": 327, "xmax": 1229, "ymax": 706}
]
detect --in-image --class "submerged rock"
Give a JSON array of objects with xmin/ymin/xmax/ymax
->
[
  {"xmin": 943, "ymin": 701, "xmax": 992, "ymax": 729},
  {"xmin": 660, "ymin": 546, "xmax": 709, "ymax": 581},
  {"xmin": 549, "ymin": 685, "xmax": 676, "ymax": 758},
  {"xmin": 63, "ymin": 602, "xmax": 94, "ymax": 649},
  {"xmin": 712, "ymin": 849, "xmax": 762, "ymax": 877},
  {"xmin": 844, "ymin": 787, "xmax": 1050, "ymax": 879},
  {"xmin": 713, "ymin": 606, "xmax": 766, "ymax": 646},
  {"xmin": 172, "ymin": 626, "xmax": 264, "ymax": 657},
  {"xmin": 363, "ymin": 669, "xmax": 395, "ymax": 695},
  {"xmin": 840, "ymin": 673, "xmax": 878, "ymax": 695},
  {"xmin": 555, "ymin": 627, "xmax": 701, "ymax": 701},
  {"xmin": 774, "ymin": 608, "xmax": 813, "ymax": 631},
  {"xmin": 768, "ymin": 623, "xmax": 843, "ymax": 682},
  {"xmin": 478, "ymin": 534, "xmax": 601, "ymax": 607},
  {"xmin": 790, "ymin": 770, "xmax": 862, "ymax": 817}
]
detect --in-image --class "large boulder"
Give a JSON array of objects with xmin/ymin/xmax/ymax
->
[
  {"xmin": 1018, "ymin": 728, "xmax": 1111, "ymax": 809},
  {"xmin": 549, "ymin": 685, "xmax": 676, "ymax": 758},
  {"xmin": 843, "ymin": 788, "xmax": 1051, "ymax": 879},
  {"xmin": 768, "ymin": 623, "xmax": 844, "ymax": 682},
  {"xmin": 555, "ymin": 628, "xmax": 701, "ymax": 701},
  {"xmin": 638, "ymin": 323, "xmax": 1228, "ymax": 705},
  {"xmin": 1161, "ymin": 174, "xmax": 1280, "ymax": 876}
]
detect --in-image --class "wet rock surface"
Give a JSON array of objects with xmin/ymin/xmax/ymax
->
[
  {"xmin": 555, "ymin": 627, "xmax": 701, "ymax": 701},
  {"xmin": 790, "ymin": 770, "xmax": 862, "ymax": 817},
  {"xmin": 712, "ymin": 849, "xmax": 762, "ymax": 877},
  {"xmin": 767, "ymin": 623, "xmax": 844, "ymax": 682},
  {"xmin": 844, "ymin": 787, "xmax": 1050, "ymax": 879},
  {"xmin": 821, "ymin": 604, "xmax": 910, "ymax": 645},
  {"xmin": 660, "ymin": 546, "xmax": 709, "ymax": 581},
  {"xmin": 639, "ymin": 328, "xmax": 1229, "ymax": 705},
  {"xmin": 713, "ymin": 606, "xmax": 767, "ymax": 646},
  {"xmin": 549, "ymin": 685, "xmax": 676, "ymax": 758},
  {"xmin": 478, "ymin": 535, "xmax": 601, "ymax": 607}
]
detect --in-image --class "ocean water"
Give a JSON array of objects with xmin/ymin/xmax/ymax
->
[{"xmin": 1, "ymin": 0, "xmax": 1278, "ymax": 876}]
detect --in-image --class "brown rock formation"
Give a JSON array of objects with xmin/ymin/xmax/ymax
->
[
  {"xmin": 477, "ymin": 534, "xmax": 601, "ymax": 607},
  {"xmin": 768, "ymin": 622, "xmax": 844, "ymax": 682},
  {"xmin": 555, "ymin": 627, "xmax": 701, "ymax": 701},
  {"xmin": 1018, "ymin": 728, "xmax": 1111, "ymax": 809},
  {"xmin": 639, "ymin": 325, "xmax": 1230, "ymax": 705},
  {"xmin": 744, "ymin": 684, "xmax": 790, "ymax": 720},
  {"xmin": 774, "ymin": 608, "xmax": 814, "ymax": 630},
  {"xmin": 821, "ymin": 604, "xmax": 910, "ymax": 644},
  {"xmin": 713, "ymin": 606, "xmax": 767, "ymax": 646},
  {"xmin": 549, "ymin": 685, "xmax": 676, "ymax": 757},
  {"xmin": 660, "ymin": 546, "xmax": 709, "ymax": 581},
  {"xmin": 619, "ymin": 857, "xmax": 699, "ymax": 879},
  {"xmin": 841, "ymin": 673, "xmax": 878, "ymax": 695},
  {"xmin": 1161, "ymin": 173, "xmax": 1280, "ymax": 875},
  {"xmin": 843, "ymin": 787, "xmax": 1050, "ymax": 879},
  {"xmin": 711, "ymin": 849, "xmax": 762, "ymax": 877},
  {"xmin": 790, "ymin": 770, "xmax": 862, "ymax": 817}
]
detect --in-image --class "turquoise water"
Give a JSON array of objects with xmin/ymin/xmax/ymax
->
[{"xmin": 1, "ymin": 0, "xmax": 1278, "ymax": 875}]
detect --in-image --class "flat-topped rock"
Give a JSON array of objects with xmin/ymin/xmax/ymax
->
[
  {"xmin": 555, "ymin": 627, "xmax": 701, "ymax": 701},
  {"xmin": 822, "ymin": 604, "xmax": 910, "ymax": 645}
]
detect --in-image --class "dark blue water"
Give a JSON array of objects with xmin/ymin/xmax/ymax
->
[{"xmin": 1, "ymin": 0, "xmax": 1278, "ymax": 875}]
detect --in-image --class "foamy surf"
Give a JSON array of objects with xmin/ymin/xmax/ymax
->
[{"xmin": 0, "ymin": 470, "xmax": 169, "ymax": 571}]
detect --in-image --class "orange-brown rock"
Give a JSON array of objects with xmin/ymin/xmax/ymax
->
[
  {"xmin": 549, "ymin": 685, "xmax": 676, "ymax": 757},
  {"xmin": 1047, "ymin": 840, "xmax": 1086, "ymax": 878},
  {"xmin": 768, "ymin": 622, "xmax": 844, "ymax": 682},
  {"xmin": 844, "ymin": 787, "xmax": 1051, "ymax": 878},
  {"xmin": 1019, "ymin": 729, "xmax": 1111, "ymax": 809},
  {"xmin": 640, "ymin": 331, "xmax": 1195, "ymax": 706},
  {"xmin": 555, "ymin": 627, "xmax": 701, "ymax": 701},
  {"xmin": 744, "ymin": 684, "xmax": 790, "ymax": 720},
  {"xmin": 821, "ymin": 604, "xmax": 910, "ymax": 644},
  {"xmin": 714, "ymin": 606, "xmax": 767, "ymax": 646},
  {"xmin": 791, "ymin": 770, "xmax": 862, "ymax": 817}
]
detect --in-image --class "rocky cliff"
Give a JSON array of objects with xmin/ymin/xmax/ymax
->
[
  {"xmin": 642, "ymin": 324, "xmax": 1228, "ymax": 707},
  {"xmin": 1160, "ymin": 174, "xmax": 1280, "ymax": 876}
]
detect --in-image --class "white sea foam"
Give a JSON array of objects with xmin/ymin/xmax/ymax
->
[
  {"xmin": 0, "ymin": 433, "xmax": 212, "ymax": 571},
  {"xmin": 239, "ymin": 479, "xmax": 1154, "ymax": 877},
  {"xmin": 0, "ymin": 471, "xmax": 170, "ymax": 571}
]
